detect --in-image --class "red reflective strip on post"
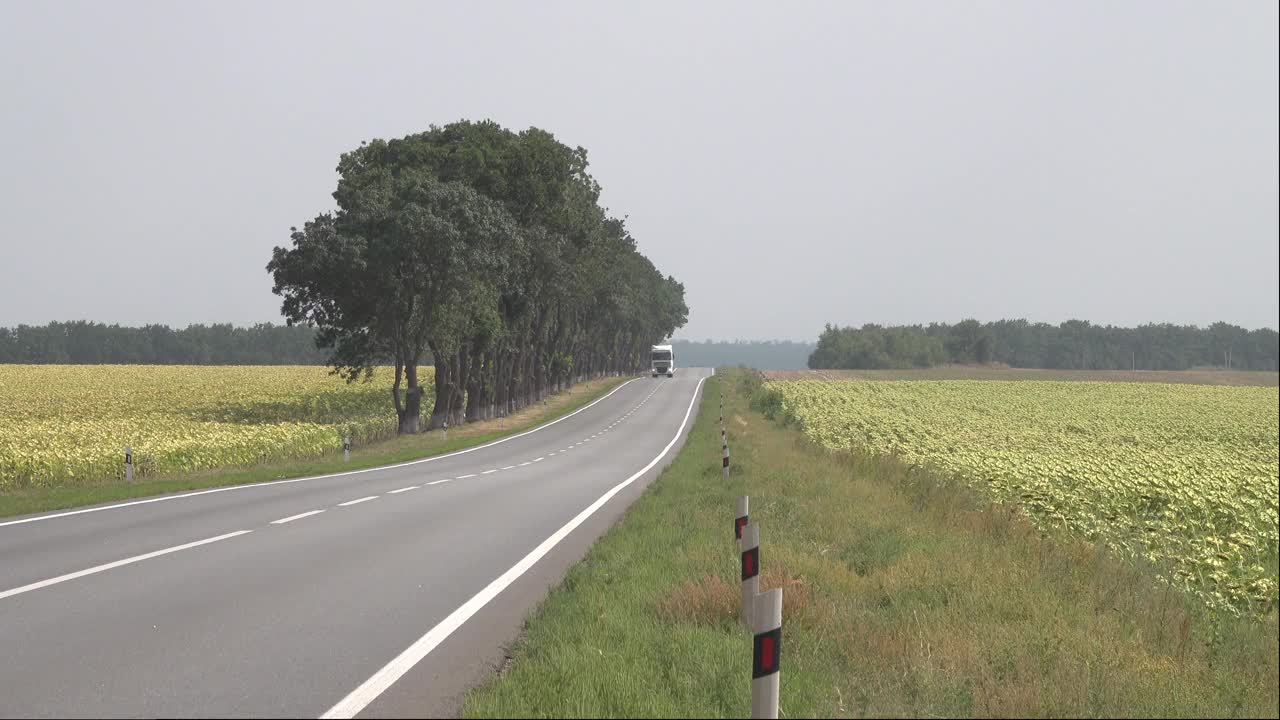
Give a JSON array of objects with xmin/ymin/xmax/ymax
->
[
  {"xmin": 741, "ymin": 547, "xmax": 759, "ymax": 580},
  {"xmin": 752, "ymin": 627, "xmax": 782, "ymax": 678},
  {"xmin": 723, "ymin": 456, "xmax": 730, "ymax": 468},
  {"xmin": 735, "ymin": 516, "xmax": 748, "ymax": 539}
]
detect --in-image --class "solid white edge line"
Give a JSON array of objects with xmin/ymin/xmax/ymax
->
[
  {"xmin": 0, "ymin": 530, "xmax": 253, "ymax": 602},
  {"xmin": 271, "ymin": 510, "xmax": 325, "ymax": 524},
  {"xmin": 457, "ymin": 474, "xmax": 477, "ymax": 479},
  {"xmin": 319, "ymin": 374, "xmax": 707, "ymax": 720},
  {"xmin": 427, "ymin": 479, "xmax": 451, "ymax": 486},
  {"xmin": 338, "ymin": 496, "xmax": 378, "ymax": 507},
  {"xmin": 500, "ymin": 466, "xmax": 516, "ymax": 471},
  {"xmin": 481, "ymin": 470, "xmax": 498, "ymax": 475},
  {"xmin": 0, "ymin": 377, "xmax": 643, "ymax": 530},
  {"xmin": 387, "ymin": 487, "xmax": 419, "ymax": 494}
]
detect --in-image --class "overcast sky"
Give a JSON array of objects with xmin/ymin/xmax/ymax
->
[{"xmin": 1, "ymin": 1, "xmax": 1276, "ymax": 341}]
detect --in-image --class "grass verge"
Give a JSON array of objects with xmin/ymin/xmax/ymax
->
[
  {"xmin": 462, "ymin": 369, "xmax": 1279, "ymax": 718},
  {"xmin": 0, "ymin": 375, "xmax": 629, "ymax": 519}
]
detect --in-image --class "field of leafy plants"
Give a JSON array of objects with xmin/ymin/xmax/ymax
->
[
  {"xmin": 764, "ymin": 378, "xmax": 1280, "ymax": 615},
  {"xmin": 0, "ymin": 365, "xmax": 415, "ymax": 490}
]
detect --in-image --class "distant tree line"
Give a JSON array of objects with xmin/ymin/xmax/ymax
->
[
  {"xmin": 269, "ymin": 120, "xmax": 687, "ymax": 433},
  {"xmin": 809, "ymin": 320, "xmax": 1280, "ymax": 371},
  {"xmin": 0, "ymin": 321, "xmax": 332, "ymax": 365},
  {"xmin": 671, "ymin": 339, "xmax": 815, "ymax": 370}
]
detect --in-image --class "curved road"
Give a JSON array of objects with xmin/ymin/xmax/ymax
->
[{"xmin": 0, "ymin": 369, "xmax": 710, "ymax": 718}]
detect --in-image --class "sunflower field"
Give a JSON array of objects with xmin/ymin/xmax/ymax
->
[
  {"xmin": 765, "ymin": 379, "xmax": 1280, "ymax": 615},
  {"xmin": 0, "ymin": 365, "xmax": 418, "ymax": 490}
]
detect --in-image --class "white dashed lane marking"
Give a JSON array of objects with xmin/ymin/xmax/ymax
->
[
  {"xmin": 264, "ymin": 377, "xmax": 668, "ymax": 523},
  {"xmin": 338, "ymin": 496, "xmax": 378, "ymax": 507},
  {"xmin": 271, "ymin": 510, "xmax": 324, "ymax": 525}
]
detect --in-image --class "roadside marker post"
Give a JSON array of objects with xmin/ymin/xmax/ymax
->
[
  {"xmin": 442, "ymin": 419, "xmax": 448, "ymax": 442},
  {"xmin": 124, "ymin": 446, "xmax": 133, "ymax": 483},
  {"xmin": 343, "ymin": 436, "xmax": 351, "ymax": 462},
  {"xmin": 723, "ymin": 444, "xmax": 730, "ymax": 478},
  {"xmin": 735, "ymin": 496, "xmax": 749, "ymax": 540},
  {"xmin": 751, "ymin": 588, "xmax": 783, "ymax": 719},
  {"xmin": 740, "ymin": 522, "xmax": 760, "ymax": 629}
]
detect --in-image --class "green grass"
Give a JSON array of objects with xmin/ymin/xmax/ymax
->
[
  {"xmin": 0, "ymin": 376, "xmax": 628, "ymax": 519},
  {"xmin": 462, "ymin": 369, "xmax": 1279, "ymax": 718}
]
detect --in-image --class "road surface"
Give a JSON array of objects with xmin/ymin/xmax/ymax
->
[{"xmin": 0, "ymin": 369, "xmax": 710, "ymax": 718}]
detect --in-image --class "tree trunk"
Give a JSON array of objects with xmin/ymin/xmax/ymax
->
[
  {"xmin": 399, "ymin": 364, "xmax": 421, "ymax": 434},
  {"xmin": 428, "ymin": 355, "xmax": 449, "ymax": 430}
]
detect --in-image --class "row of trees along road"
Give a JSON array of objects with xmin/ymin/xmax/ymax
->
[
  {"xmin": 809, "ymin": 319, "xmax": 1280, "ymax": 371},
  {"xmin": 268, "ymin": 121, "xmax": 688, "ymax": 433}
]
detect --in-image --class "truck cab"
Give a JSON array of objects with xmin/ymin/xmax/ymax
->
[{"xmin": 651, "ymin": 344, "xmax": 674, "ymax": 377}]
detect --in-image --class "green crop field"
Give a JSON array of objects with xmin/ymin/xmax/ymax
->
[
  {"xmin": 761, "ymin": 378, "xmax": 1280, "ymax": 615},
  {"xmin": 0, "ymin": 365, "xmax": 420, "ymax": 490}
]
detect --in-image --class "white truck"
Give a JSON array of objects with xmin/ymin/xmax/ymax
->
[{"xmin": 651, "ymin": 344, "xmax": 675, "ymax": 377}]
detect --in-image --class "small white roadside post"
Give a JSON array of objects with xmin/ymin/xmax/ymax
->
[
  {"xmin": 442, "ymin": 419, "xmax": 448, "ymax": 442},
  {"xmin": 343, "ymin": 436, "xmax": 351, "ymax": 462},
  {"xmin": 124, "ymin": 446, "xmax": 133, "ymax": 483},
  {"xmin": 740, "ymin": 522, "xmax": 760, "ymax": 629},
  {"xmin": 751, "ymin": 587, "xmax": 783, "ymax": 719},
  {"xmin": 735, "ymin": 496, "xmax": 749, "ymax": 541},
  {"xmin": 723, "ymin": 443, "xmax": 731, "ymax": 478}
]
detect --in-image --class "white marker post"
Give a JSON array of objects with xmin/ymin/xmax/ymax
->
[
  {"xmin": 740, "ymin": 522, "xmax": 760, "ymax": 629},
  {"xmin": 751, "ymin": 587, "xmax": 783, "ymax": 719},
  {"xmin": 343, "ymin": 436, "xmax": 351, "ymax": 462},
  {"xmin": 124, "ymin": 446, "xmax": 133, "ymax": 483},
  {"xmin": 723, "ymin": 443, "xmax": 730, "ymax": 479},
  {"xmin": 442, "ymin": 419, "xmax": 448, "ymax": 442},
  {"xmin": 735, "ymin": 496, "xmax": 749, "ymax": 541}
]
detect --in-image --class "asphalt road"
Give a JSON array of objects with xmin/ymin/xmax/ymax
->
[{"xmin": 0, "ymin": 369, "xmax": 710, "ymax": 718}]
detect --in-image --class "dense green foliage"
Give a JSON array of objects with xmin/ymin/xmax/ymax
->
[
  {"xmin": 671, "ymin": 339, "xmax": 814, "ymax": 369},
  {"xmin": 0, "ymin": 321, "xmax": 330, "ymax": 364},
  {"xmin": 810, "ymin": 319, "xmax": 1279, "ymax": 370},
  {"xmin": 269, "ymin": 120, "xmax": 687, "ymax": 432}
]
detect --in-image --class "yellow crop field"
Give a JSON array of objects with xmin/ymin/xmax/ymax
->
[
  {"xmin": 0, "ymin": 365, "xmax": 423, "ymax": 490},
  {"xmin": 765, "ymin": 379, "xmax": 1280, "ymax": 615}
]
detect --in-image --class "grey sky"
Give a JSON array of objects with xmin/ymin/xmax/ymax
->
[{"xmin": 2, "ymin": 1, "xmax": 1276, "ymax": 341}]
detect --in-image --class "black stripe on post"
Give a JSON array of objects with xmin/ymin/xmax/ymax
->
[
  {"xmin": 723, "ymin": 455, "xmax": 730, "ymax": 468},
  {"xmin": 741, "ymin": 546, "xmax": 759, "ymax": 581},
  {"xmin": 752, "ymin": 627, "xmax": 782, "ymax": 679},
  {"xmin": 735, "ymin": 515, "xmax": 748, "ymax": 539}
]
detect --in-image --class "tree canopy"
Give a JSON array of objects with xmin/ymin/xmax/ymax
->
[
  {"xmin": 268, "ymin": 120, "xmax": 687, "ymax": 432},
  {"xmin": 809, "ymin": 320, "xmax": 1279, "ymax": 371},
  {"xmin": 0, "ymin": 321, "xmax": 329, "ymax": 365}
]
